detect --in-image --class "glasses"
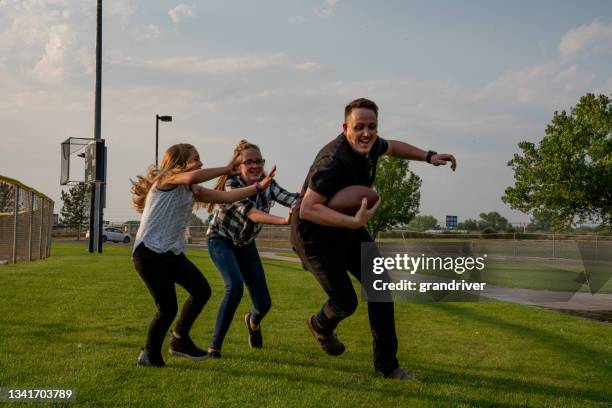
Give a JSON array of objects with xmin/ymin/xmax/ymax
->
[{"xmin": 241, "ymin": 159, "xmax": 265, "ymax": 166}]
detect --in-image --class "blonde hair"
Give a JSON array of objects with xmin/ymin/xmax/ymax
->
[
  {"xmin": 131, "ymin": 143, "xmax": 195, "ymax": 213},
  {"xmin": 206, "ymin": 139, "xmax": 261, "ymax": 213}
]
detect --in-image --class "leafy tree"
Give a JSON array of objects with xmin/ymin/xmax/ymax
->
[
  {"xmin": 0, "ymin": 182, "xmax": 15, "ymax": 212},
  {"xmin": 457, "ymin": 218, "xmax": 479, "ymax": 231},
  {"xmin": 527, "ymin": 209, "xmax": 553, "ymax": 232},
  {"xmin": 368, "ymin": 155, "xmax": 422, "ymax": 238},
  {"xmin": 503, "ymin": 93, "xmax": 612, "ymax": 230},
  {"xmin": 407, "ymin": 215, "xmax": 440, "ymax": 232},
  {"xmin": 60, "ymin": 183, "xmax": 90, "ymax": 240},
  {"xmin": 477, "ymin": 211, "xmax": 509, "ymax": 231}
]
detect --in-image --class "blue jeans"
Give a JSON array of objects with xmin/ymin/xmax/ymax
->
[{"xmin": 207, "ymin": 236, "xmax": 271, "ymax": 350}]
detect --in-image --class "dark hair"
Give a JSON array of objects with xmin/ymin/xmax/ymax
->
[{"xmin": 344, "ymin": 98, "xmax": 378, "ymax": 121}]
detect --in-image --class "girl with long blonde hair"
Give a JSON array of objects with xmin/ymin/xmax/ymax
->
[
  {"xmin": 205, "ymin": 140, "xmax": 297, "ymax": 357},
  {"xmin": 131, "ymin": 143, "xmax": 276, "ymax": 367}
]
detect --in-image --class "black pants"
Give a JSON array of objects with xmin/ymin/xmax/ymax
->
[
  {"xmin": 132, "ymin": 243, "xmax": 211, "ymax": 354},
  {"xmin": 291, "ymin": 227, "xmax": 399, "ymax": 376}
]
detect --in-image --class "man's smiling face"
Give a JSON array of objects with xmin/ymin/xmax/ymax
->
[{"xmin": 343, "ymin": 107, "xmax": 378, "ymax": 155}]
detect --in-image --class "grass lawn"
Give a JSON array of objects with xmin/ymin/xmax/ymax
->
[
  {"xmin": 0, "ymin": 242, "xmax": 611, "ymax": 407},
  {"xmin": 413, "ymin": 261, "xmax": 612, "ymax": 294}
]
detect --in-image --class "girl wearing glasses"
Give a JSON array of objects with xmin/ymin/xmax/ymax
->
[
  {"xmin": 205, "ymin": 139, "xmax": 298, "ymax": 357},
  {"xmin": 130, "ymin": 143, "xmax": 276, "ymax": 366}
]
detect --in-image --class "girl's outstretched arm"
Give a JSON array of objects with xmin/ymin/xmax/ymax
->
[
  {"xmin": 193, "ymin": 166, "xmax": 277, "ymax": 204},
  {"xmin": 247, "ymin": 208, "xmax": 291, "ymax": 225},
  {"xmin": 164, "ymin": 157, "xmax": 237, "ymax": 186}
]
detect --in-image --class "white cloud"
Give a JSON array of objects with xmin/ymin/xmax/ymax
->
[
  {"xmin": 133, "ymin": 24, "xmax": 161, "ymax": 41},
  {"xmin": 116, "ymin": 53, "xmax": 288, "ymax": 74},
  {"xmin": 315, "ymin": 0, "xmax": 342, "ymax": 19},
  {"xmin": 107, "ymin": 0, "xmax": 137, "ymax": 28},
  {"xmin": 472, "ymin": 58, "xmax": 595, "ymax": 110},
  {"xmin": 0, "ymin": 1, "xmax": 93, "ymax": 83},
  {"xmin": 559, "ymin": 20, "xmax": 612, "ymax": 59},
  {"xmin": 295, "ymin": 62, "xmax": 322, "ymax": 71},
  {"xmin": 30, "ymin": 24, "xmax": 76, "ymax": 82},
  {"xmin": 168, "ymin": 4, "xmax": 195, "ymax": 24}
]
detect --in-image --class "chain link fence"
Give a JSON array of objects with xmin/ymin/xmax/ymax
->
[
  {"xmin": 179, "ymin": 225, "xmax": 611, "ymax": 261},
  {"xmin": 376, "ymin": 230, "xmax": 611, "ymax": 262},
  {"xmin": 0, "ymin": 175, "xmax": 54, "ymax": 265}
]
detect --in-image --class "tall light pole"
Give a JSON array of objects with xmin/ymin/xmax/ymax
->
[
  {"xmin": 89, "ymin": 0, "xmax": 104, "ymax": 254},
  {"xmin": 155, "ymin": 115, "xmax": 173, "ymax": 168}
]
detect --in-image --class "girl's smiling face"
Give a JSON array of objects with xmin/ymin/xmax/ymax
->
[
  {"xmin": 239, "ymin": 148, "xmax": 264, "ymax": 185},
  {"xmin": 185, "ymin": 149, "xmax": 203, "ymax": 171}
]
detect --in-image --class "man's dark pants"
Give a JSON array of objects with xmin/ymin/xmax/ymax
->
[{"xmin": 292, "ymin": 226, "xmax": 399, "ymax": 376}]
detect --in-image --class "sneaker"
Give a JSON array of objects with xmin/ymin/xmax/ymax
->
[
  {"xmin": 137, "ymin": 348, "xmax": 165, "ymax": 367},
  {"xmin": 207, "ymin": 349, "xmax": 222, "ymax": 359},
  {"xmin": 307, "ymin": 315, "xmax": 345, "ymax": 356},
  {"xmin": 244, "ymin": 312, "xmax": 263, "ymax": 348},
  {"xmin": 169, "ymin": 332, "xmax": 208, "ymax": 361},
  {"xmin": 385, "ymin": 367, "xmax": 415, "ymax": 381}
]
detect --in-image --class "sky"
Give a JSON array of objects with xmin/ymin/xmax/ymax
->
[{"xmin": 1, "ymin": 0, "xmax": 611, "ymax": 225}]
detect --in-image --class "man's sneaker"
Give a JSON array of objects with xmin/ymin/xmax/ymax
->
[
  {"xmin": 207, "ymin": 349, "xmax": 222, "ymax": 359},
  {"xmin": 385, "ymin": 367, "xmax": 415, "ymax": 382},
  {"xmin": 307, "ymin": 315, "xmax": 345, "ymax": 356},
  {"xmin": 169, "ymin": 332, "xmax": 208, "ymax": 361},
  {"xmin": 244, "ymin": 312, "xmax": 263, "ymax": 348},
  {"xmin": 137, "ymin": 348, "xmax": 165, "ymax": 367}
]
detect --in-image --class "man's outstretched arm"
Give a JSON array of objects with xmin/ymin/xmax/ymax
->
[{"xmin": 386, "ymin": 140, "xmax": 457, "ymax": 171}]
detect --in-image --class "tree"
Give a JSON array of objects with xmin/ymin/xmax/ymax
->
[
  {"xmin": 406, "ymin": 215, "xmax": 439, "ymax": 232},
  {"xmin": 368, "ymin": 155, "xmax": 422, "ymax": 238},
  {"xmin": 503, "ymin": 93, "xmax": 612, "ymax": 230},
  {"xmin": 457, "ymin": 218, "xmax": 479, "ymax": 231},
  {"xmin": 0, "ymin": 182, "xmax": 15, "ymax": 212},
  {"xmin": 527, "ymin": 209, "xmax": 553, "ymax": 232},
  {"xmin": 477, "ymin": 211, "xmax": 509, "ymax": 231},
  {"xmin": 60, "ymin": 183, "xmax": 90, "ymax": 240}
]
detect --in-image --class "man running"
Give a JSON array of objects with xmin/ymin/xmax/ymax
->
[{"xmin": 290, "ymin": 98, "xmax": 456, "ymax": 380}]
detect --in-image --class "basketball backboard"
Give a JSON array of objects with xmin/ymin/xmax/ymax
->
[{"xmin": 60, "ymin": 138, "xmax": 104, "ymax": 185}]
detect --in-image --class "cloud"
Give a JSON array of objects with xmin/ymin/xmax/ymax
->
[
  {"xmin": 107, "ymin": 0, "xmax": 137, "ymax": 28},
  {"xmin": 168, "ymin": 4, "xmax": 195, "ymax": 24},
  {"xmin": 0, "ymin": 1, "xmax": 93, "ymax": 83},
  {"xmin": 133, "ymin": 24, "xmax": 161, "ymax": 41},
  {"xmin": 559, "ymin": 20, "xmax": 612, "ymax": 59},
  {"xmin": 315, "ymin": 0, "xmax": 342, "ymax": 19},
  {"xmin": 30, "ymin": 24, "xmax": 76, "ymax": 83},
  {"xmin": 115, "ymin": 53, "xmax": 288, "ymax": 74},
  {"xmin": 294, "ymin": 62, "xmax": 322, "ymax": 71}
]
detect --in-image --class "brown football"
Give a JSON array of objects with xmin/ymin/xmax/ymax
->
[{"xmin": 327, "ymin": 185, "xmax": 380, "ymax": 216}]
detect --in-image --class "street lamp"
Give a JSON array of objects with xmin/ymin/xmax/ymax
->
[{"xmin": 155, "ymin": 114, "xmax": 173, "ymax": 168}]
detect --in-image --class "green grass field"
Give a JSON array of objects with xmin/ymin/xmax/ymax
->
[
  {"xmin": 412, "ymin": 261, "xmax": 612, "ymax": 294},
  {"xmin": 1, "ymin": 243, "xmax": 611, "ymax": 407}
]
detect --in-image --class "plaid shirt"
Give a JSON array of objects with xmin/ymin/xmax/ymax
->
[{"xmin": 207, "ymin": 175, "xmax": 298, "ymax": 246}]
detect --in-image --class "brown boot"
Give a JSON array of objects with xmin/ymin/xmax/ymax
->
[
  {"xmin": 307, "ymin": 315, "xmax": 345, "ymax": 356},
  {"xmin": 386, "ymin": 367, "xmax": 415, "ymax": 381}
]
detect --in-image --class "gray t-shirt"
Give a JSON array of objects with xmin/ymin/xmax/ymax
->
[{"xmin": 134, "ymin": 183, "xmax": 194, "ymax": 255}]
